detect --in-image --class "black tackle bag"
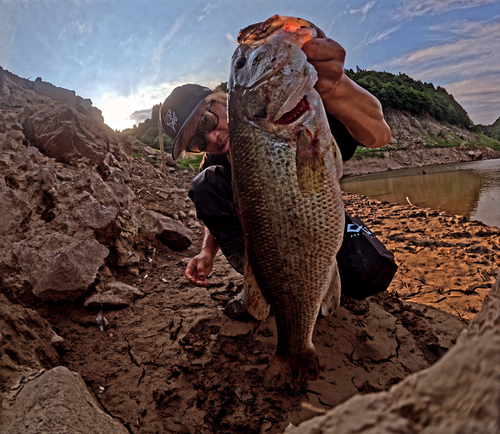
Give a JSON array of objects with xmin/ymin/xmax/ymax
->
[{"xmin": 337, "ymin": 214, "xmax": 398, "ymax": 300}]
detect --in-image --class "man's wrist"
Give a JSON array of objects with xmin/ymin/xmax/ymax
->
[{"xmin": 201, "ymin": 246, "xmax": 218, "ymax": 257}]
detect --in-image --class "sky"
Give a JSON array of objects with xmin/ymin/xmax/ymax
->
[{"xmin": 1, "ymin": 0, "xmax": 500, "ymax": 131}]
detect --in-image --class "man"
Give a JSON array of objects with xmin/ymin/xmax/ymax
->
[{"xmin": 161, "ymin": 35, "xmax": 392, "ymax": 288}]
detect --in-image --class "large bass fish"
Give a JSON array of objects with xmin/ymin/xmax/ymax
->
[{"xmin": 228, "ymin": 15, "xmax": 345, "ymax": 388}]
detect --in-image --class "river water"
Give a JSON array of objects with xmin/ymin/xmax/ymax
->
[{"xmin": 341, "ymin": 159, "xmax": 500, "ymax": 228}]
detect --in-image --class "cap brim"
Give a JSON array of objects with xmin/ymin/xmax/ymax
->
[{"xmin": 172, "ymin": 99, "xmax": 206, "ymax": 160}]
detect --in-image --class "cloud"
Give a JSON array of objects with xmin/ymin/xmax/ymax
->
[
  {"xmin": 349, "ymin": 1, "xmax": 376, "ymax": 19},
  {"xmin": 356, "ymin": 24, "xmax": 402, "ymax": 48},
  {"xmin": 370, "ymin": 18, "xmax": 500, "ymax": 124},
  {"xmin": 58, "ymin": 19, "xmax": 93, "ymax": 40},
  {"xmin": 94, "ymin": 79, "xmax": 190, "ymax": 130},
  {"xmin": 445, "ymin": 76, "xmax": 500, "ymax": 103},
  {"xmin": 151, "ymin": 15, "xmax": 186, "ymax": 82},
  {"xmin": 0, "ymin": 4, "xmax": 17, "ymax": 68},
  {"xmin": 373, "ymin": 20, "xmax": 500, "ymax": 78},
  {"xmin": 226, "ymin": 33, "xmax": 235, "ymax": 44},
  {"xmin": 444, "ymin": 75, "xmax": 500, "ymax": 124},
  {"xmin": 197, "ymin": 2, "xmax": 217, "ymax": 21},
  {"xmin": 129, "ymin": 108, "xmax": 153, "ymax": 124},
  {"xmin": 409, "ymin": 50, "xmax": 500, "ymax": 81},
  {"xmin": 202, "ymin": 2, "xmax": 217, "ymax": 13},
  {"xmin": 393, "ymin": 0, "xmax": 497, "ymax": 20}
]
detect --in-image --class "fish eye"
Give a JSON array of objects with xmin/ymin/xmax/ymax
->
[{"xmin": 235, "ymin": 57, "xmax": 247, "ymax": 69}]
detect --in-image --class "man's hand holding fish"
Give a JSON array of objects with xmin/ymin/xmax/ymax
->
[{"xmin": 303, "ymin": 37, "xmax": 391, "ymax": 148}]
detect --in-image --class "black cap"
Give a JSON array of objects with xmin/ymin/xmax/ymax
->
[{"xmin": 160, "ymin": 84, "xmax": 212, "ymax": 159}]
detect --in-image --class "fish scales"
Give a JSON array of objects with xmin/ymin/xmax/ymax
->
[{"xmin": 228, "ymin": 16, "xmax": 345, "ymax": 388}]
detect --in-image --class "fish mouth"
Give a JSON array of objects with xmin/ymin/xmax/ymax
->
[{"xmin": 274, "ymin": 96, "xmax": 310, "ymax": 125}]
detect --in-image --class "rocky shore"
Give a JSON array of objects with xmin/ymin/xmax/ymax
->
[
  {"xmin": 343, "ymin": 107, "xmax": 500, "ymax": 178},
  {"xmin": 1, "ymin": 69, "xmax": 500, "ymax": 433}
]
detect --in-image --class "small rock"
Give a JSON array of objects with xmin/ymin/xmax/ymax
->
[
  {"xmin": 51, "ymin": 332, "xmax": 64, "ymax": 345},
  {"xmin": 85, "ymin": 281, "xmax": 145, "ymax": 308},
  {"xmin": 141, "ymin": 210, "xmax": 192, "ymax": 250},
  {"xmin": 220, "ymin": 322, "xmax": 254, "ymax": 337},
  {"xmin": 95, "ymin": 310, "xmax": 109, "ymax": 332}
]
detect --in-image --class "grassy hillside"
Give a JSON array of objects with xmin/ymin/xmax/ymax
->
[{"xmin": 345, "ymin": 68, "xmax": 472, "ymax": 129}]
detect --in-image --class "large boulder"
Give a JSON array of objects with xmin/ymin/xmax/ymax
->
[
  {"xmin": 0, "ymin": 188, "xmax": 31, "ymax": 237},
  {"xmin": 0, "ymin": 69, "xmax": 195, "ymax": 304},
  {"xmin": 23, "ymin": 105, "xmax": 110, "ymax": 164},
  {"xmin": 15, "ymin": 238, "xmax": 109, "ymax": 302},
  {"xmin": 0, "ymin": 366, "xmax": 129, "ymax": 434},
  {"xmin": 0, "ymin": 294, "xmax": 60, "ymax": 391}
]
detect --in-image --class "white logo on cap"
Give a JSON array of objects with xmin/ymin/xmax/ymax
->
[{"xmin": 164, "ymin": 109, "xmax": 178, "ymax": 132}]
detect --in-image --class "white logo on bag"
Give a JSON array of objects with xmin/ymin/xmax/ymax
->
[
  {"xmin": 164, "ymin": 109, "xmax": 178, "ymax": 132},
  {"xmin": 347, "ymin": 223, "xmax": 372, "ymax": 236}
]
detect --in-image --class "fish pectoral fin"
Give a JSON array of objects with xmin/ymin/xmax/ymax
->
[
  {"xmin": 321, "ymin": 259, "xmax": 341, "ymax": 316},
  {"xmin": 296, "ymin": 128, "xmax": 326, "ymax": 195},
  {"xmin": 244, "ymin": 254, "xmax": 270, "ymax": 320}
]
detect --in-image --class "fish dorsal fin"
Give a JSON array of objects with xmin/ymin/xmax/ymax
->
[
  {"xmin": 244, "ymin": 253, "xmax": 270, "ymax": 320},
  {"xmin": 296, "ymin": 128, "xmax": 326, "ymax": 195}
]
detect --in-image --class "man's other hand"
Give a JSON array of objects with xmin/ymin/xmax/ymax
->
[{"xmin": 185, "ymin": 251, "xmax": 215, "ymax": 287}]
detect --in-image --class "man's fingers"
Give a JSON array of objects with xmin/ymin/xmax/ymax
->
[
  {"xmin": 185, "ymin": 268, "xmax": 195, "ymax": 283},
  {"xmin": 303, "ymin": 38, "xmax": 345, "ymax": 62},
  {"xmin": 185, "ymin": 260, "xmax": 210, "ymax": 287},
  {"xmin": 185, "ymin": 272, "xmax": 210, "ymax": 287},
  {"xmin": 196, "ymin": 279, "xmax": 210, "ymax": 288}
]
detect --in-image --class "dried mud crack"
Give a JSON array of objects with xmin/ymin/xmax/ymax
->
[{"xmin": 3, "ymin": 164, "xmax": 499, "ymax": 433}]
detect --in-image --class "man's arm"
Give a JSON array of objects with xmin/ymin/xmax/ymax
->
[
  {"xmin": 185, "ymin": 226, "xmax": 219, "ymax": 287},
  {"xmin": 302, "ymin": 38, "xmax": 391, "ymax": 149}
]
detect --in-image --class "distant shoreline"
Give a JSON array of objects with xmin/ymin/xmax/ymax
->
[{"xmin": 343, "ymin": 145, "xmax": 500, "ymax": 178}]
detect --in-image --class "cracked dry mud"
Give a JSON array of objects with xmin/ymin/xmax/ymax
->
[{"xmin": 20, "ymin": 168, "xmax": 500, "ymax": 433}]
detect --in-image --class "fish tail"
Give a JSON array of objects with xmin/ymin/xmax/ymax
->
[
  {"xmin": 263, "ymin": 347, "xmax": 319, "ymax": 388},
  {"xmin": 263, "ymin": 355, "xmax": 293, "ymax": 389}
]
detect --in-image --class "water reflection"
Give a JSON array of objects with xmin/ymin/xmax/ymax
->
[{"xmin": 341, "ymin": 159, "xmax": 500, "ymax": 228}]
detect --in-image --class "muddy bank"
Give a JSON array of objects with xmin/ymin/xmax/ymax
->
[{"xmin": 3, "ymin": 175, "xmax": 498, "ymax": 433}]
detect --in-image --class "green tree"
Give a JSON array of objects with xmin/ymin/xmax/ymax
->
[
  {"xmin": 345, "ymin": 68, "xmax": 472, "ymax": 128},
  {"xmin": 216, "ymin": 82, "xmax": 228, "ymax": 92}
]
